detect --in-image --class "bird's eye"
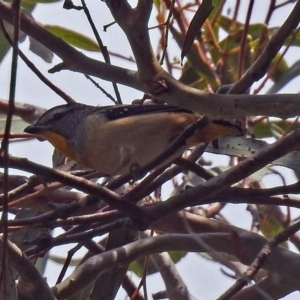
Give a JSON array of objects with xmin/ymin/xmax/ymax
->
[{"xmin": 52, "ymin": 112, "xmax": 64, "ymax": 120}]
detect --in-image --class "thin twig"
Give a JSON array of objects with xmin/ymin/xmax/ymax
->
[
  {"xmin": 238, "ymin": 0, "xmax": 254, "ymax": 79},
  {"xmin": 84, "ymin": 75, "xmax": 117, "ymax": 104},
  {"xmin": 228, "ymin": 1, "xmax": 300, "ymax": 94},
  {"xmin": 219, "ymin": 219, "xmax": 300, "ymax": 299},
  {"xmin": 0, "ymin": 0, "xmax": 21, "ymax": 292},
  {"xmin": 81, "ymin": 0, "xmax": 122, "ymax": 104},
  {"xmin": 160, "ymin": 0, "xmax": 175, "ymax": 65},
  {"xmin": 253, "ymin": 27, "xmax": 300, "ymax": 94}
]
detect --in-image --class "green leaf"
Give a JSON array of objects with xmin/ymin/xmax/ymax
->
[
  {"xmin": 0, "ymin": 115, "xmax": 28, "ymax": 133},
  {"xmin": 207, "ymin": 16, "xmax": 268, "ymax": 83},
  {"xmin": 209, "ymin": 0, "xmax": 224, "ymax": 21},
  {"xmin": 0, "ymin": 28, "xmax": 10, "ymax": 63},
  {"xmin": 153, "ymin": 0, "xmax": 160, "ymax": 11},
  {"xmin": 0, "ymin": 8, "xmax": 35, "ymax": 62},
  {"xmin": 172, "ymin": 26, "xmax": 219, "ymax": 90},
  {"xmin": 267, "ymin": 59, "xmax": 300, "ymax": 94},
  {"xmin": 218, "ymin": 16, "xmax": 267, "ymax": 40},
  {"xmin": 181, "ymin": 0, "xmax": 214, "ymax": 62},
  {"xmin": 268, "ymin": 53, "xmax": 289, "ymax": 82},
  {"xmin": 269, "ymin": 27, "xmax": 300, "ymax": 47},
  {"xmin": 211, "ymin": 29, "xmax": 252, "ymax": 83},
  {"xmin": 248, "ymin": 167, "xmax": 273, "ymax": 182},
  {"xmin": 179, "ymin": 61, "xmax": 208, "ymax": 90},
  {"xmin": 253, "ymin": 119, "xmax": 300, "ymax": 139},
  {"xmin": 44, "ymin": 25, "xmax": 101, "ymax": 52},
  {"xmin": 257, "ymin": 206, "xmax": 288, "ymax": 248}
]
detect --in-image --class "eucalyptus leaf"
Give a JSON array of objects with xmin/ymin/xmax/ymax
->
[
  {"xmin": 29, "ymin": 36, "xmax": 54, "ymax": 63},
  {"xmin": 49, "ymin": 253, "xmax": 82, "ymax": 266},
  {"xmin": 153, "ymin": 0, "xmax": 160, "ymax": 10},
  {"xmin": 206, "ymin": 136, "xmax": 300, "ymax": 171},
  {"xmin": 1, "ymin": 10, "xmax": 54, "ymax": 63},
  {"xmin": 267, "ymin": 59, "xmax": 300, "ymax": 94},
  {"xmin": 253, "ymin": 119, "xmax": 300, "ymax": 139},
  {"xmin": 0, "ymin": 115, "xmax": 29, "ymax": 133},
  {"xmin": 181, "ymin": 0, "xmax": 214, "ymax": 62},
  {"xmin": 171, "ymin": 26, "xmax": 219, "ymax": 89},
  {"xmin": 44, "ymin": 25, "xmax": 101, "ymax": 52}
]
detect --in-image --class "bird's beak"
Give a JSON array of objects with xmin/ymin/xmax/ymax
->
[{"xmin": 24, "ymin": 125, "xmax": 46, "ymax": 141}]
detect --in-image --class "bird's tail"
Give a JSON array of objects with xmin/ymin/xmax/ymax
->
[{"xmin": 189, "ymin": 119, "xmax": 243, "ymax": 144}]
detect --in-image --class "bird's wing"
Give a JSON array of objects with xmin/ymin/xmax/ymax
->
[{"xmin": 102, "ymin": 104, "xmax": 192, "ymax": 121}]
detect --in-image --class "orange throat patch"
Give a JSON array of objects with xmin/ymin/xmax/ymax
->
[{"xmin": 38, "ymin": 129, "xmax": 76, "ymax": 160}]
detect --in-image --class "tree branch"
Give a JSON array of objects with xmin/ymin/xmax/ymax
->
[
  {"xmin": 2, "ymin": 237, "xmax": 55, "ymax": 300},
  {"xmin": 228, "ymin": 0, "xmax": 300, "ymax": 94},
  {"xmin": 0, "ymin": 154, "xmax": 144, "ymax": 222},
  {"xmin": 1, "ymin": 1, "xmax": 300, "ymax": 118},
  {"xmin": 52, "ymin": 232, "xmax": 300, "ymax": 300},
  {"xmin": 141, "ymin": 129, "xmax": 300, "ymax": 224},
  {"xmin": 0, "ymin": 0, "xmax": 141, "ymax": 89}
]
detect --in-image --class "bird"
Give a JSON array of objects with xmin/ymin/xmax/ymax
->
[{"xmin": 24, "ymin": 103, "xmax": 243, "ymax": 175}]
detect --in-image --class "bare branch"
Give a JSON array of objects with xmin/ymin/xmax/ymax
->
[
  {"xmin": 1, "ymin": 237, "xmax": 55, "ymax": 300},
  {"xmin": 0, "ymin": 154, "xmax": 144, "ymax": 222},
  {"xmin": 228, "ymin": 0, "xmax": 300, "ymax": 94},
  {"xmin": 1, "ymin": 1, "xmax": 300, "ymax": 118},
  {"xmin": 52, "ymin": 232, "xmax": 300, "ymax": 300}
]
